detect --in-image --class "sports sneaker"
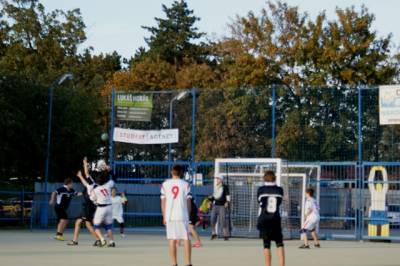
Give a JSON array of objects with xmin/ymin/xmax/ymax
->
[
  {"xmin": 108, "ymin": 241, "xmax": 116, "ymax": 247},
  {"xmin": 67, "ymin": 240, "xmax": 78, "ymax": 246},
  {"xmin": 98, "ymin": 239, "xmax": 107, "ymax": 247},
  {"xmin": 299, "ymin": 244, "xmax": 310, "ymax": 249},
  {"xmin": 54, "ymin": 235, "xmax": 65, "ymax": 241},
  {"xmin": 93, "ymin": 240, "xmax": 100, "ymax": 247},
  {"xmin": 211, "ymin": 234, "xmax": 217, "ymax": 240},
  {"xmin": 224, "ymin": 237, "xmax": 229, "ymax": 241},
  {"xmin": 120, "ymin": 234, "xmax": 126, "ymax": 238},
  {"xmin": 314, "ymin": 243, "xmax": 321, "ymax": 248},
  {"xmin": 192, "ymin": 241, "xmax": 202, "ymax": 248}
]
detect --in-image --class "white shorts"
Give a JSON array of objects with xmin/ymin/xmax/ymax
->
[
  {"xmin": 166, "ymin": 221, "xmax": 190, "ymax": 240},
  {"xmin": 303, "ymin": 216, "xmax": 320, "ymax": 232},
  {"xmin": 113, "ymin": 215, "xmax": 124, "ymax": 224},
  {"xmin": 93, "ymin": 205, "xmax": 113, "ymax": 226}
]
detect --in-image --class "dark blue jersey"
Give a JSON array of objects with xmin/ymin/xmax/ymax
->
[
  {"xmin": 55, "ymin": 186, "xmax": 76, "ymax": 210},
  {"xmin": 257, "ymin": 183, "xmax": 284, "ymax": 232}
]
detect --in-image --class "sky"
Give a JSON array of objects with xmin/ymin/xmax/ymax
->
[{"xmin": 40, "ymin": 0, "xmax": 400, "ymax": 59}]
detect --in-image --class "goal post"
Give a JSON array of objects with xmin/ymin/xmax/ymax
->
[{"xmin": 213, "ymin": 158, "xmax": 320, "ymax": 239}]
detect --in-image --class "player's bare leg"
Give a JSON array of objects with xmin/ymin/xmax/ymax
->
[
  {"xmin": 106, "ymin": 228, "xmax": 115, "ymax": 246},
  {"xmin": 299, "ymin": 229, "xmax": 311, "ymax": 248},
  {"xmin": 57, "ymin": 219, "xmax": 68, "ymax": 235},
  {"xmin": 94, "ymin": 228, "xmax": 107, "ymax": 247},
  {"xmin": 303, "ymin": 232, "xmax": 309, "ymax": 246},
  {"xmin": 277, "ymin": 247, "xmax": 285, "ymax": 266},
  {"xmin": 85, "ymin": 222, "xmax": 98, "ymax": 239},
  {"xmin": 183, "ymin": 239, "xmax": 192, "ymax": 265},
  {"xmin": 311, "ymin": 231, "xmax": 320, "ymax": 247},
  {"xmin": 263, "ymin": 249, "xmax": 272, "ymax": 266},
  {"xmin": 168, "ymin": 240, "xmax": 178, "ymax": 266},
  {"xmin": 189, "ymin": 224, "xmax": 202, "ymax": 247},
  {"xmin": 68, "ymin": 218, "xmax": 82, "ymax": 245}
]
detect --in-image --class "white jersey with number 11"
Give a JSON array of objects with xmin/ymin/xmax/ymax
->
[{"xmin": 89, "ymin": 180, "xmax": 114, "ymax": 205}]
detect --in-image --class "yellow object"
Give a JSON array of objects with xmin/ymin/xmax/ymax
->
[
  {"xmin": 368, "ymin": 224, "xmax": 377, "ymax": 237},
  {"xmin": 54, "ymin": 235, "xmax": 65, "ymax": 241},
  {"xmin": 368, "ymin": 224, "xmax": 390, "ymax": 237},
  {"xmin": 381, "ymin": 224, "xmax": 390, "ymax": 237},
  {"xmin": 199, "ymin": 197, "xmax": 211, "ymax": 213}
]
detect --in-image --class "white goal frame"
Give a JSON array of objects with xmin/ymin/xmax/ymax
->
[{"xmin": 213, "ymin": 158, "xmax": 321, "ymax": 239}]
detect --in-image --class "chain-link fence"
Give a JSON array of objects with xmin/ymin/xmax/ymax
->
[{"xmin": 4, "ymin": 85, "xmax": 400, "ymax": 241}]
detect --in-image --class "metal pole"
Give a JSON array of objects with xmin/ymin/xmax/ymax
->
[
  {"xmin": 357, "ymin": 86, "xmax": 363, "ymax": 240},
  {"xmin": 167, "ymin": 99, "xmax": 175, "ymax": 175},
  {"xmin": 42, "ymin": 84, "xmax": 54, "ymax": 228},
  {"xmin": 358, "ymin": 86, "xmax": 362, "ymax": 164},
  {"xmin": 168, "ymin": 100, "xmax": 174, "ymax": 163},
  {"xmin": 189, "ymin": 88, "xmax": 197, "ymax": 182},
  {"xmin": 271, "ymin": 85, "xmax": 276, "ymax": 158},
  {"xmin": 41, "ymin": 73, "xmax": 73, "ymax": 228},
  {"xmin": 109, "ymin": 89, "xmax": 116, "ymax": 166},
  {"xmin": 191, "ymin": 88, "xmax": 196, "ymax": 163}
]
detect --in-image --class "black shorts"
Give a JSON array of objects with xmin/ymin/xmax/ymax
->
[
  {"xmin": 258, "ymin": 215, "xmax": 283, "ymax": 249},
  {"xmin": 190, "ymin": 212, "xmax": 199, "ymax": 225},
  {"xmin": 55, "ymin": 206, "xmax": 68, "ymax": 220},
  {"xmin": 79, "ymin": 204, "xmax": 96, "ymax": 222},
  {"xmin": 260, "ymin": 229, "xmax": 284, "ymax": 249}
]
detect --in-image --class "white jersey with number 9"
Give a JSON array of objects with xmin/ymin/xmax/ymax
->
[{"xmin": 161, "ymin": 179, "xmax": 191, "ymax": 222}]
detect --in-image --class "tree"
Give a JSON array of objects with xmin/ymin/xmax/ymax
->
[
  {"xmin": 140, "ymin": 0, "xmax": 207, "ymax": 67},
  {"xmin": 212, "ymin": 1, "xmax": 399, "ymax": 161},
  {"xmin": 0, "ymin": 0, "xmax": 122, "ymax": 182},
  {"xmin": 0, "ymin": 75, "xmax": 103, "ymax": 183}
]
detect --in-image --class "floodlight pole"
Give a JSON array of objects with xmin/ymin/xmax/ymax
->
[
  {"xmin": 42, "ymin": 73, "xmax": 73, "ymax": 228},
  {"xmin": 168, "ymin": 91, "xmax": 190, "ymax": 172},
  {"xmin": 191, "ymin": 88, "xmax": 196, "ymax": 164},
  {"xmin": 168, "ymin": 99, "xmax": 176, "ymax": 164},
  {"xmin": 356, "ymin": 85, "xmax": 363, "ymax": 240},
  {"xmin": 271, "ymin": 85, "xmax": 276, "ymax": 158},
  {"xmin": 109, "ymin": 89, "xmax": 116, "ymax": 168}
]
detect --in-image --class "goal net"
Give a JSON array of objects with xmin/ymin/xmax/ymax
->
[{"xmin": 214, "ymin": 158, "xmax": 320, "ymax": 239}]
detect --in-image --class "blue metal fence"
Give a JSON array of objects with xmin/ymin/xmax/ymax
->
[{"xmin": 2, "ymin": 160, "xmax": 400, "ymax": 242}]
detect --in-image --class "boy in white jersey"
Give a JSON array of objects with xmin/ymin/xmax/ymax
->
[
  {"xmin": 77, "ymin": 160, "xmax": 116, "ymax": 247},
  {"xmin": 111, "ymin": 187, "xmax": 127, "ymax": 237},
  {"xmin": 161, "ymin": 165, "xmax": 193, "ymax": 266},
  {"xmin": 299, "ymin": 188, "xmax": 321, "ymax": 249}
]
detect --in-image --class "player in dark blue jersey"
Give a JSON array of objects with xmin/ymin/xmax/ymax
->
[
  {"xmin": 257, "ymin": 170, "xmax": 285, "ymax": 266},
  {"xmin": 67, "ymin": 157, "xmax": 100, "ymax": 246},
  {"xmin": 49, "ymin": 178, "xmax": 81, "ymax": 241}
]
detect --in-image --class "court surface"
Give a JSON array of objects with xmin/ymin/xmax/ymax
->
[{"xmin": 0, "ymin": 230, "xmax": 399, "ymax": 266}]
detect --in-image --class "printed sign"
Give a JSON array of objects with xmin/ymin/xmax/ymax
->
[
  {"xmin": 113, "ymin": 127, "xmax": 179, "ymax": 145},
  {"xmin": 379, "ymin": 85, "xmax": 400, "ymax": 125},
  {"xmin": 115, "ymin": 93, "xmax": 153, "ymax": 121}
]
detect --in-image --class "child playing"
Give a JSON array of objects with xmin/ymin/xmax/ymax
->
[
  {"xmin": 161, "ymin": 165, "xmax": 193, "ymax": 266},
  {"xmin": 299, "ymin": 188, "xmax": 321, "ymax": 249},
  {"xmin": 49, "ymin": 178, "xmax": 81, "ymax": 241},
  {"xmin": 257, "ymin": 170, "xmax": 285, "ymax": 266},
  {"xmin": 111, "ymin": 187, "xmax": 128, "ymax": 237}
]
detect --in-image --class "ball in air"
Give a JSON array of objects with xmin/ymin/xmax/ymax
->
[{"xmin": 101, "ymin": 133, "xmax": 108, "ymax": 141}]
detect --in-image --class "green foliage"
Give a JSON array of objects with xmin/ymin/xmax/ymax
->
[
  {"xmin": 0, "ymin": 76, "xmax": 104, "ymax": 181},
  {"xmin": 1, "ymin": 0, "xmax": 400, "ymax": 174},
  {"xmin": 139, "ymin": 0, "xmax": 207, "ymax": 66},
  {"xmin": 215, "ymin": 1, "xmax": 400, "ymax": 161},
  {"xmin": 0, "ymin": 0, "xmax": 121, "ymax": 182}
]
